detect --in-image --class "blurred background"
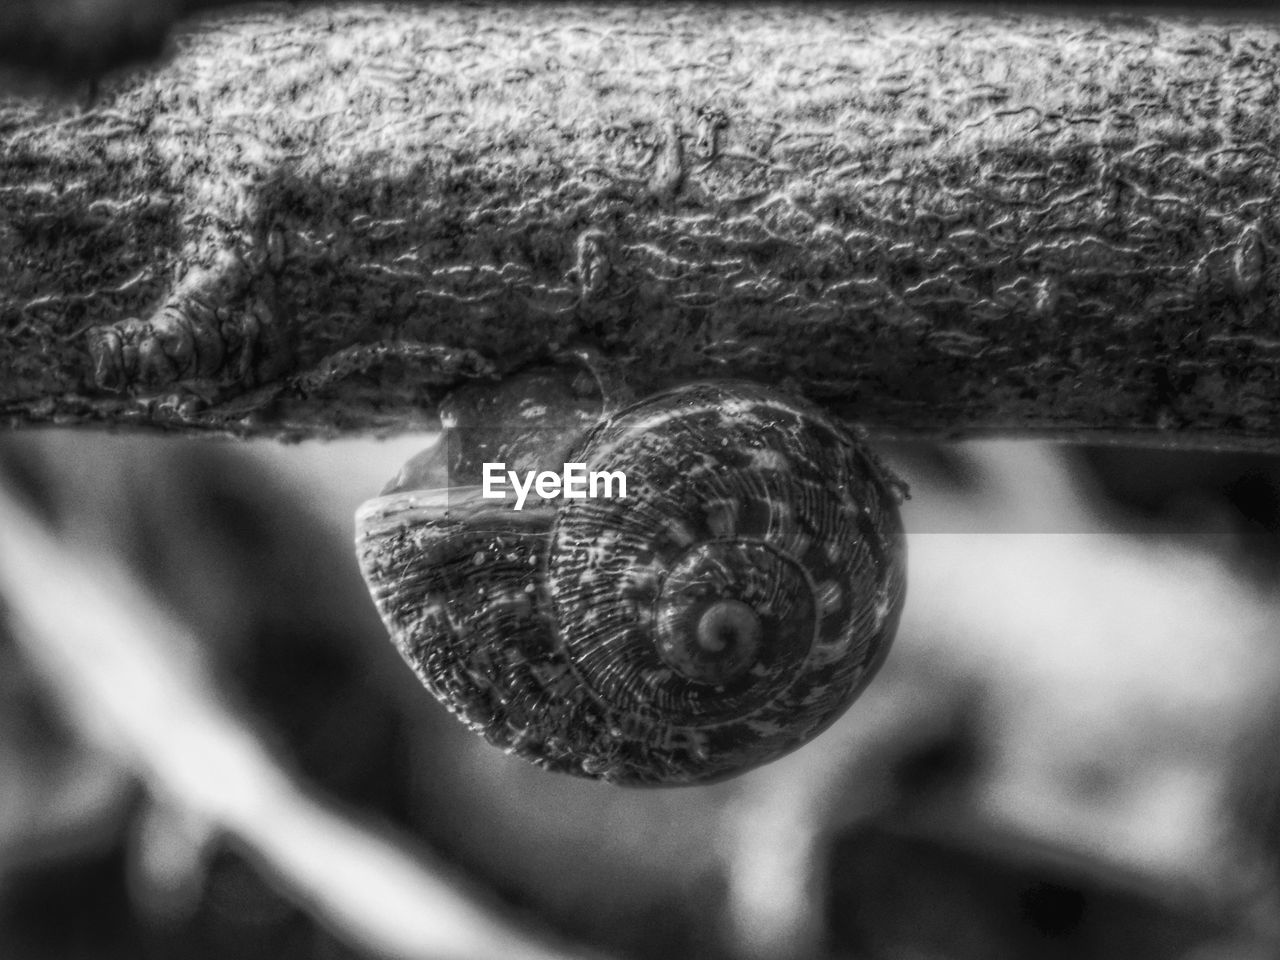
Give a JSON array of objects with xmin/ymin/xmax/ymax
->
[{"xmin": 3, "ymin": 430, "xmax": 1280, "ymax": 960}]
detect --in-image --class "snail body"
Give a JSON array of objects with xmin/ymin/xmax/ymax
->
[{"xmin": 356, "ymin": 374, "xmax": 907, "ymax": 785}]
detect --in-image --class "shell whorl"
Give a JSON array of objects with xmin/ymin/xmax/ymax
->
[{"xmin": 356, "ymin": 379, "xmax": 906, "ymax": 785}]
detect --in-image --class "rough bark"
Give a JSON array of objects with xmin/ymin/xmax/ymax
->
[
  {"xmin": 5, "ymin": 3, "xmax": 1272, "ymax": 93},
  {"xmin": 5, "ymin": 4, "xmax": 1280, "ymax": 445}
]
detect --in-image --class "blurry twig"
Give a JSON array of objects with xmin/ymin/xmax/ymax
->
[{"xmin": 0, "ymin": 476, "xmax": 606, "ymax": 960}]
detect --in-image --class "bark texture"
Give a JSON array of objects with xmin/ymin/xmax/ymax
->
[
  {"xmin": 5, "ymin": 3, "xmax": 1270, "ymax": 93},
  {"xmin": 4, "ymin": 4, "xmax": 1280, "ymax": 443}
]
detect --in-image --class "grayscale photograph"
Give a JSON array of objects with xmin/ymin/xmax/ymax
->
[{"xmin": 2, "ymin": 1, "xmax": 1280, "ymax": 958}]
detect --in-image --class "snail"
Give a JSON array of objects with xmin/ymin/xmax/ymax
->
[{"xmin": 355, "ymin": 363, "xmax": 908, "ymax": 785}]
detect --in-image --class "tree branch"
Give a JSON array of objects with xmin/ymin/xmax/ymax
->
[{"xmin": 4, "ymin": 5, "xmax": 1280, "ymax": 446}]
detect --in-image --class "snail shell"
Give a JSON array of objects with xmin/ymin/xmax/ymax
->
[{"xmin": 356, "ymin": 378, "xmax": 907, "ymax": 785}]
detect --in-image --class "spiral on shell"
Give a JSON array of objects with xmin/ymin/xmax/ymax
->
[{"xmin": 356, "ymin": 375, "xmax": 907, "ymax": 785}]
